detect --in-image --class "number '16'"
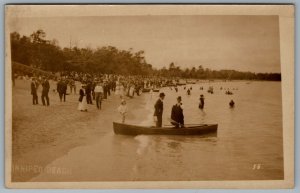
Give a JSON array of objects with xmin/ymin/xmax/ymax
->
[{"xmin": 252, "ymin": 164, "xmax": 261, "ymax": 170}]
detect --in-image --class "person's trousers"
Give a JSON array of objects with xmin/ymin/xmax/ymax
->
[
  {"xmin": 86, "ymin": 94, "xmax": 93, "ymax": 104},
  {"xmin": 156, "ymin": 115, "xmax": 162, "ymax": 127},
  {"xmin": 32, "ymin": 94, "xmax": 38, "ymax": 105},
  {"xmin": 41, "ymin": 92, "xmax": 50, "ymax": 106},
  {"xmin": 59, "ymin": 92, "xmax": 66, "ymax": 102},
  {"xmin": 95, "ymin": 93, "xmax": 102, "ymax": 109}
]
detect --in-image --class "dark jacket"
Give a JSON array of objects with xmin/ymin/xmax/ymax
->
[
  {"xmin": 31, "ymin": 81, "xmax": 37, "ymax": 95},
  {"xmin": 86, "ymin": 83, "xmax": 92, "ymax": 95},
  {"xmin": 57, "ymin": 81, "xmax": 67, "ymax": 93},
  {"xmin": 42, "ymin": 80, "xmax": 50, "ymax": 93},
  {"xmin": 171, "ymin": 104, "xmax": 184, "ymax": 125},
  {"xmin": 154, "ymin": 99, "xmax": 163, "ymax": 116},
  {"xmin": 79, "ymin": 88, "xmax": 85, "ymax": 102}
]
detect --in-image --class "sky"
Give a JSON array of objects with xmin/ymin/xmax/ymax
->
[{"xmin": 9, "ymin": 15, "xmax": 281, "ymax": 73}]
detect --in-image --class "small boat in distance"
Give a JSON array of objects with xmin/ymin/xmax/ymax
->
[
  {"xmin": 142, "ymin": 88, "xmax": 151, "ymax": 92},
  {"xmin": 113, "ymin": 122, "xmax": 218, "ymax": 135},
  {"xmin": 186, "ymin": 80, "xmax": 197, "ymax": 84}
]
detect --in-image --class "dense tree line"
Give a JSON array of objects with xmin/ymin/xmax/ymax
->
[{"xmin": 10, "ymin": 30, "xmax": 280, "ymax": 81}]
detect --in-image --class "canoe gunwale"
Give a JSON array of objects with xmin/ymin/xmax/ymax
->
[{"xmin": 113, "ymin": 122, "xmax": 218, "ymax": 135}]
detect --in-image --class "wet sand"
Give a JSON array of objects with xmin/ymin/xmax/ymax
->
[{"xmin": 12, "ymin": 79, "xmax": 145, "ymax": 182}]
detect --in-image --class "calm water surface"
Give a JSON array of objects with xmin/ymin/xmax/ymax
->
[
  {"xmin": 33, "ymin": 81, "xmax": 283, "ymax": 181},
  {"xmin": 106, "ymin": 81, "xmax": 283, "ymax": 181}
]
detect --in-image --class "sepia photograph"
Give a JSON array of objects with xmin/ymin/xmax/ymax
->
[{"xmin": 5, "ymin": 5, "xmax": 294, "ymax": 189}]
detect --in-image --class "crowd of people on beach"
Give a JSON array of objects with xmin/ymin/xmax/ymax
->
[{"xmin": 16, "ymin": 70, "xmax": 236, "ymax": 128}]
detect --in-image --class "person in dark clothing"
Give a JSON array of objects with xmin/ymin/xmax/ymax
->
[
  {"xmin": 103, "ymin": 82, "xmax": 108, "ymax": 99},
  {"xmin": 154, "ymin": 92, "xmax": 165, "ymax": 127},
  {"xmin": 111, "ymin": 81, "xmax": 116, "ymax": 92},
  {"xmin": 199, "ymin": 94, "xmax": 205, "ymax": 109},
  {"xmin": 171, "ymin": 96, "xmax": 184, "ymax": 128},
  {"xmin": 57, "ymin": 79, "xmax": 67, "ymax": 102},
  {"xmin": 174, "ymin": 86, "xmax": 178, "ymax": 92},
  {"xmin": 92, "ymin": 81, "xmax": 96, "ymax": 100},
  {"xmin": 31, "ymin": 78, "xmax": 38, "ymax": 105},
  {"xmin": 187, "ymin": 88, "xmax": 191, "ymax": 95},
  {"xmin": 41, "ymin": 77, "xmax": 50, "ymax": 106},
  {"xmin": 107, "ymin": 81, "xmax": 111, "ymax": 96},
  {"xmin": 229, "ymin": 99, "xmax": 235, "ymax": 108},
  {"xmin": 86, "ymin": 82, "xmax": 93, "ymax": 104}
]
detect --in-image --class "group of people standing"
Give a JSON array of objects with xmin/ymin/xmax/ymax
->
[
  {"xmin": 77, "ymin": 80, "xmax": 106, "ymax": 112},
  {"xmin": 30, "ymin": 77, "xmax": 50, "ymax": 106}
]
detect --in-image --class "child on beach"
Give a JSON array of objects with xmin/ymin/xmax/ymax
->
[{"xmin": 117, "ymin": 99, "xmax": 128, "ymax": 123}]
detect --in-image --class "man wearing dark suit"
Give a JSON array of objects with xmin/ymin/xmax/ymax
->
[
  {"xmin": 171, "ymin": 96, "xmax": 184, "ymax": 128},
  {"xmin": 41, "ymin": 77, "xmax": 50, "ymax": 106},
  {"xmin": 31, "ymin": 78, "xmax": 38, "ymax": 105},
  {"xmin": 85, "ymin": 81, "xmax": 93, "ymax": 104},
  {"xmin": 57, "ymin": 79, "xmax": 67, "ymax": 102},
  {"xmin": 154, "ymin": 92, "xmax": 165, "ymax": 127}
]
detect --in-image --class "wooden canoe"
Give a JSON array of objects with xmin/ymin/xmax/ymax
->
[{"xmin": 113, "ymin": 122, "xmax": 218, "ymax": 135}]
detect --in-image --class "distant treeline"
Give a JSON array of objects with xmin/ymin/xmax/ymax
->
[{"xmin": 10, "ymin": 30, "xmax": 281, "ymax": 81}]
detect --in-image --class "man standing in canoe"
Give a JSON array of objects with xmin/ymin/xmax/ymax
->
[
  {"xmin": 171, "ymin": 96, "xmax": 184, "ymax": 128},
  {"xmin": 154, "ymin": 92, "xmax": 165, "ymax": 127}
]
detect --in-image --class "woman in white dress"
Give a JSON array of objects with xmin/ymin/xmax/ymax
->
[
  {"xmin": 78, "ymin": 84, "xmax": 88, "ymax": 112},
  {"xmin": 115, "ymin": 81, "xmax": 120, "ymax": 95},
  {"xmin": 129, "ymin": 84, "xmax": 135, "ymax": 98},
  {"xmin": 119, "ymin": 83, "xmax": 125, "ymax": 98}
]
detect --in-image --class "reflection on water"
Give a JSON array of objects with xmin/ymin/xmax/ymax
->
[
  {"xmin": 111, "ymin": 81, "xmax": 283, "ymax": 180},
  {"xmin": 134, "ymin": 135, "xmax": 151, "ymax": 155}
]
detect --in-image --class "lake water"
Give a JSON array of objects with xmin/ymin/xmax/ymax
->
[{"xmin": 31, "ymin": 81, "xmax": 283, "ymax": 181}]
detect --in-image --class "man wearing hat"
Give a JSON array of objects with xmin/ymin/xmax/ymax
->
[
  {"xmin": 154, "ymin": 92, "xmax": 165, "ymax": 127},
  {"xmin": 31, "ymin": 77, "xmax": 39, "ymax": 105},
  {"xmin": 171, "ymin": 96, "xmax": 184, "ymax": 128},
  {"xmin": 41, "ymin": 76, "xmax": 50, "ymax": 106}
]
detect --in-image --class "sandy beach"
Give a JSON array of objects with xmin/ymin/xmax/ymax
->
[{"xmin": 12, "ymin": 78, "xmax": 147, "ymax": 182}]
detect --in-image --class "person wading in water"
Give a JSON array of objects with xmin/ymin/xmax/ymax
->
[{"xmin": 199, "ymin": 94, "xmax": 205, "ymax": 109}]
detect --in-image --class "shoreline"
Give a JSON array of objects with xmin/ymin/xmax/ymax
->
[{"xmin": 12, "ymin": 79, "xmax": 148, "ymax": 182}]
